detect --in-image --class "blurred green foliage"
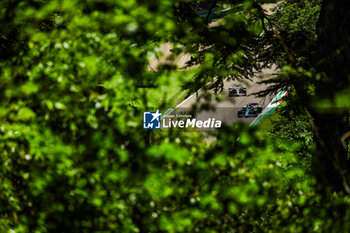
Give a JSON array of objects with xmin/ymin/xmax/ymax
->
[{"xmin": 1, "ymin": 0, "xmax": 350, "ymax": 232}]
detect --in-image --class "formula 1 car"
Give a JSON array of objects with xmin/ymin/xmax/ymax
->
[
  {"xmin": 229, "ymin": 84, "xmax": 247, "ymax": 97},
  {"xmin": 237, "ymin": 103, "xmax": 263, "ymax": 118}
]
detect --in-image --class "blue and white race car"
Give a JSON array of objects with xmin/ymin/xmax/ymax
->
[{"xmin": 237, "ymin": 103, "xmax": 263, "ymax": 118}]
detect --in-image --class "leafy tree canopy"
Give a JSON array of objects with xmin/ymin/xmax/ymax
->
[{"xmin": 1, "ymin": 0, "xmax": 349, "ymax": 232}]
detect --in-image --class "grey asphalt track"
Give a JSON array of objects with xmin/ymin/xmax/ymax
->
[
  {"xmin": 155, "ymin": 3, "xmax": 278, "ymax": 128},
  {"xmin": 164, "ymin": 68, "xmax": 276, "ymax": 128}
]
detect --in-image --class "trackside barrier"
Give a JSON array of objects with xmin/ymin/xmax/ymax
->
[{"xmin": 250, "ymin": 91, "xmax": 288, "ymax": 127}]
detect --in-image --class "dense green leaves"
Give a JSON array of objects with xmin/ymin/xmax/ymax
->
[{"xmin": 1, "ymin": 0, "xmax": 350, "ymax": 232}]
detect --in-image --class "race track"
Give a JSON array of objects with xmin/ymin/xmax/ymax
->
[{"xmin": 164, "ymin": 67, "xmax": 276, "ymax": 128}]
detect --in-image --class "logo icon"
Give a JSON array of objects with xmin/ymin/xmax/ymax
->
[{"xmin": 143, "ymin": 110, "xmax": 161, "ymax": 129}]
